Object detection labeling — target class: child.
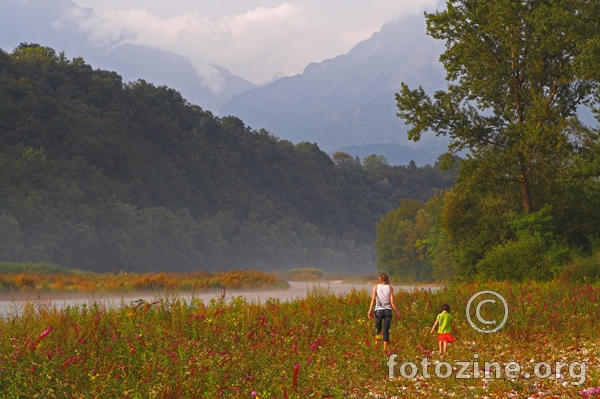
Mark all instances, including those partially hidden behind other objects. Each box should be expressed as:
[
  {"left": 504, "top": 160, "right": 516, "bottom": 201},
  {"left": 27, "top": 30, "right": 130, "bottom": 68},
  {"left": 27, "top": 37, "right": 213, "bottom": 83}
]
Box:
[
  {"left": 430, "top": 303, "right": 454, "bottom": 355},
  {"left": 367, "top": 273, "right": 400, "bottom": 351}
]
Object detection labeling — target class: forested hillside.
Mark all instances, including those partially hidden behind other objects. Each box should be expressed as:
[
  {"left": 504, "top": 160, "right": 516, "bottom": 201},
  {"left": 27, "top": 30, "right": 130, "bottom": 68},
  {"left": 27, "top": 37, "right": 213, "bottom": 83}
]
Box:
[{"left": 0, "top": 44, "right": 455, "bottom": 273}]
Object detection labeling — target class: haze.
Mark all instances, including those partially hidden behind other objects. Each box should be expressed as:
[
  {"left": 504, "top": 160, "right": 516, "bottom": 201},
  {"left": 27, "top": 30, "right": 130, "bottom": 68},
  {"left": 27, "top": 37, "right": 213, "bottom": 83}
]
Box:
[{"left": 66, "top": 0, "right": 441, "bottom": 84}]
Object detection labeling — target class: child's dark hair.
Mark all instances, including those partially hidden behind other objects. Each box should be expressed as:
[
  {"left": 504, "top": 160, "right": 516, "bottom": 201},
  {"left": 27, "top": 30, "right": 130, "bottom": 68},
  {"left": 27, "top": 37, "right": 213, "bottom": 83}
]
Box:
[{"left": 442, "top": 304, "right": 450, "bottom": 312}]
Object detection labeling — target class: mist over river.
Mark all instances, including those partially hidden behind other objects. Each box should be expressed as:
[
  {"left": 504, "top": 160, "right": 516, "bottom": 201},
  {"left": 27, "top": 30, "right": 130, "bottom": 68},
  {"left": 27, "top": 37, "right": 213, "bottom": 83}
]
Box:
[{"left": 0, "top": 281, "right": 441, "bottom": 317}]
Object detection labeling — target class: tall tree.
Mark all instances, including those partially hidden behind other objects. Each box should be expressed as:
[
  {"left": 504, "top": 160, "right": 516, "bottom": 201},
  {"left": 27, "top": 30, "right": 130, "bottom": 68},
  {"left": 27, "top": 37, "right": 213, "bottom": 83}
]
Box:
[
  {"left": 376, "top": 199, "right": 432, "bottom": 280},
  {"left": 363, "top": 154, "right": 390, "bottom": 174},
  {"left": 396, "top": 0, "right": 600, "bottom": 214}
]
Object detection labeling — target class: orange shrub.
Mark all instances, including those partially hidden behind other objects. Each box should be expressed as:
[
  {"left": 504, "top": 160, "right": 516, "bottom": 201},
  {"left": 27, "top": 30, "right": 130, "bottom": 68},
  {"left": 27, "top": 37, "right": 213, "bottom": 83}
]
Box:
[
  {"left": 0, "top": 269, "right": 285, "bottom": 293},
  {"left": 150, "top": 273, "right": 177, "bottom": 289},
  {"left": 14, "top": 273, "right": 36, "bottom": 290},
  {"left": 51, "top": 280, "right": 66, "bottom": 292},
  {"left": 131, "top": 273, "right": 177, "bottom": 290}
]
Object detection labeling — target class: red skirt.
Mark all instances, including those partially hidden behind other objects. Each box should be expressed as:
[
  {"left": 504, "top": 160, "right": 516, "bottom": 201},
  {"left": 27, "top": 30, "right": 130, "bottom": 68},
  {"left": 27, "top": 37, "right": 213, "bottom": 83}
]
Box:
[{"left": 438, "top": 333, "right": 455, "bottom": 343}]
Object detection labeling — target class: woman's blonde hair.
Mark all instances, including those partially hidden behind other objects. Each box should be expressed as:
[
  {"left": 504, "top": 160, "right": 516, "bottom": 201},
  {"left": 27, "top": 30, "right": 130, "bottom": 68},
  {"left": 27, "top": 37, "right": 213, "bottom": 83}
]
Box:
[{"left": 378, "top": 273, "right": 390, "bottom": 284}]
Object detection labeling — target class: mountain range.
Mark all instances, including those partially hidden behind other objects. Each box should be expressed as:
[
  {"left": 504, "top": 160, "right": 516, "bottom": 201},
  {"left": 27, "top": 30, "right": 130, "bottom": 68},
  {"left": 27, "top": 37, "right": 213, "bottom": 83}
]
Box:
[
  {"left": 220, "top": 16, "right": 449, "bottom": 164},
  {"left": 1, "top": 0, "right": 450, "bottom": 165}
]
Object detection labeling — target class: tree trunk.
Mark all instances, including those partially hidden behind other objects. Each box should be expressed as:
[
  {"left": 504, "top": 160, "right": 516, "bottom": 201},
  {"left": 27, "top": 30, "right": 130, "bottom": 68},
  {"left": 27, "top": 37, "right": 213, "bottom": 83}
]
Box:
[{"left": 520, "top": 168, "right": 533, "bottom": 213}]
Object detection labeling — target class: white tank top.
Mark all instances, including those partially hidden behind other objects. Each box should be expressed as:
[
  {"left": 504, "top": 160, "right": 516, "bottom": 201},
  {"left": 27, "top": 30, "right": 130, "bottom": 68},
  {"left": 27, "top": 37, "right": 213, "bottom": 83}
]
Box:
[{"left": 375, "top": 284, "right": 392, "bottom": 310}]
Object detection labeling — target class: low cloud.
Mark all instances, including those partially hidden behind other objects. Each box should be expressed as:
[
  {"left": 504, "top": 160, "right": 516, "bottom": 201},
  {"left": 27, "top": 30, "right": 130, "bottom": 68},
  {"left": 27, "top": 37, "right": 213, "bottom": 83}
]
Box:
[
  {"left": 54, "top": 1, "right": 439, "bottom": 85},
  {"left": 193, "top": 63, "right": 225, "bottom": 93}
]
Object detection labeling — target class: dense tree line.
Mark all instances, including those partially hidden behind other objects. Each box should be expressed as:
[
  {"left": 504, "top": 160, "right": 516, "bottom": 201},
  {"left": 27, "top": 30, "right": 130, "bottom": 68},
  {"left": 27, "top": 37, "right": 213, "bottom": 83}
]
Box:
[
  {"left": 0, "top": 44, "right": 455, "bottom": 273},
  {"left": 377, "top": 0, "right": 600, "bottom": 282}
]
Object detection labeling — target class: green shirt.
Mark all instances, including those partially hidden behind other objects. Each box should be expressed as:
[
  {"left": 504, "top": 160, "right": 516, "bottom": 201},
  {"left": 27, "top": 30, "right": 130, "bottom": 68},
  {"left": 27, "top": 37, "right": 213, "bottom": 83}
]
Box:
[{"left": 437, "top": 311, "right": 452, "bottom": 334}]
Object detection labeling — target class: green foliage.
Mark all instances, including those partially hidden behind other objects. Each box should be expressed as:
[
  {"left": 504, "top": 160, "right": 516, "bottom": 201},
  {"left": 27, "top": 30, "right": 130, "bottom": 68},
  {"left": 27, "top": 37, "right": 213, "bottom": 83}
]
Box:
[
  {"left": 473, "top": 206, "right": 572, "bottom": 281},
  {"left": 286, "top": 267, "right": 326, "bottom": 280},
  {"left": 376, "top": 198, "right": 434, "bottom": 281},
  {"left": 0, "top": 214, "right": 24, "bottom": 260},
  {"left": 0, "top": 262, "right": 70, "bottom": 274},
  {"left": 331, "top": 152, "right": 361, "bottom": 170},
  {"left": 376, "top": 191, "right": 462, "bottom": 282},
  {"left": 475, "top": 236, "right": 553, "bottom": 282},
  {"left": 362, "top": 154, "right": 389, "bottom": 174},
  {"left": 287, "top": 267, "right": 325, "bottom": 277},
  {"left": 0, "top": 45, "right": 456, "bottom": 273},
  {"left": 557, "top": 250, "right": 600, "bottom": 282},
  {"left": 424, "top": 225, "right": 456, "bottom": 282}
]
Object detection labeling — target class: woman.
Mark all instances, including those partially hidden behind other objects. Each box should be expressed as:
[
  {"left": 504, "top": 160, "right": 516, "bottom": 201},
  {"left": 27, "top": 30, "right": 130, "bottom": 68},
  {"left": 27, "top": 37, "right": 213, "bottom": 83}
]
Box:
[{"left": 368, "top": 273, "right": 400, "bottom": 351}]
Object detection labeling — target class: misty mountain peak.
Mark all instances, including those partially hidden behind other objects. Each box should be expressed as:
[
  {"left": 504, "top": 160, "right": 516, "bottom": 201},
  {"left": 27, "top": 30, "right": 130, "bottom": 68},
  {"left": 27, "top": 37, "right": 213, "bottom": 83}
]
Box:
[{"left": 220, "top": 14, "right": 449, "bottom": 164}]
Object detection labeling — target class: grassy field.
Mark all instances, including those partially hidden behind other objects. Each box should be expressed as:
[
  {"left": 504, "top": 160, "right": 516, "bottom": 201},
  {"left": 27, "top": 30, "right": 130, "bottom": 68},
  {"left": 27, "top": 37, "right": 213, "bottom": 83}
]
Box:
[{"left": 0, "top": 281, "right": 598, "bottom": 398}]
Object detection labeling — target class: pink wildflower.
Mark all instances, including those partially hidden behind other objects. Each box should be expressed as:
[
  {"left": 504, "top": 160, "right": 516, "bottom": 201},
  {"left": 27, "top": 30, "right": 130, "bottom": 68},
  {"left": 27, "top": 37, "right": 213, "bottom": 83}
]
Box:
[
  {"left": 39, "top": 326, "right": 53, "bottom": 339},
  {"left": 135, "top": 334, "right": 147, "bottom": 347},
  {"left": 292, "top": 363, "right": 300, "bottom": 391}
]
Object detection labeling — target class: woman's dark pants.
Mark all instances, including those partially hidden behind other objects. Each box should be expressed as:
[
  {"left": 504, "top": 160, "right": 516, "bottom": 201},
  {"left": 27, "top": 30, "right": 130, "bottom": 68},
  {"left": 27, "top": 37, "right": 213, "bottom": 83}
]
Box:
[{"left": 375, "top": 309, "right": 393, "bottom": 342}]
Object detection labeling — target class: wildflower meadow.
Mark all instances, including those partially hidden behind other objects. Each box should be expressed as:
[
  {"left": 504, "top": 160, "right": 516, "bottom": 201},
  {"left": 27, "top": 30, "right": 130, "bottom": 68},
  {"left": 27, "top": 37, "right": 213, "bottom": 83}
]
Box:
[{"left": 0, "top": 281, "right": 598, "bottom": 398}]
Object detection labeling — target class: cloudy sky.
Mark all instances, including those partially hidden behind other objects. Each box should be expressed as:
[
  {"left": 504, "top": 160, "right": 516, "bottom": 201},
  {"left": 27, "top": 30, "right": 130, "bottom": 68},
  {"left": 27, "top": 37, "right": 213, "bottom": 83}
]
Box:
[{"left": 67, "top": 0, "right": 442, "bottom": 84}]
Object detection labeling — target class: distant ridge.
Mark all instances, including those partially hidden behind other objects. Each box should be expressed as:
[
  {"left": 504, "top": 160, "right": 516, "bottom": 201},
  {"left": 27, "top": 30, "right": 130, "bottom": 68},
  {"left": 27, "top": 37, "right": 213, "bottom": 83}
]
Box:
[
  {"left": 333, "top": 143, "right": 444, "bottom": 167},
  {"left": 100, "top": 44, "right": 256, "bottom": 113}
]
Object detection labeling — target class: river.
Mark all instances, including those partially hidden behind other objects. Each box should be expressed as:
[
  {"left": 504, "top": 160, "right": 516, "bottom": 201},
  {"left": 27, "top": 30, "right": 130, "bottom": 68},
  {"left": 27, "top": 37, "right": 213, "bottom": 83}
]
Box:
[{"left": 0, "top": 281, "right": 441, "bottom": 317}]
